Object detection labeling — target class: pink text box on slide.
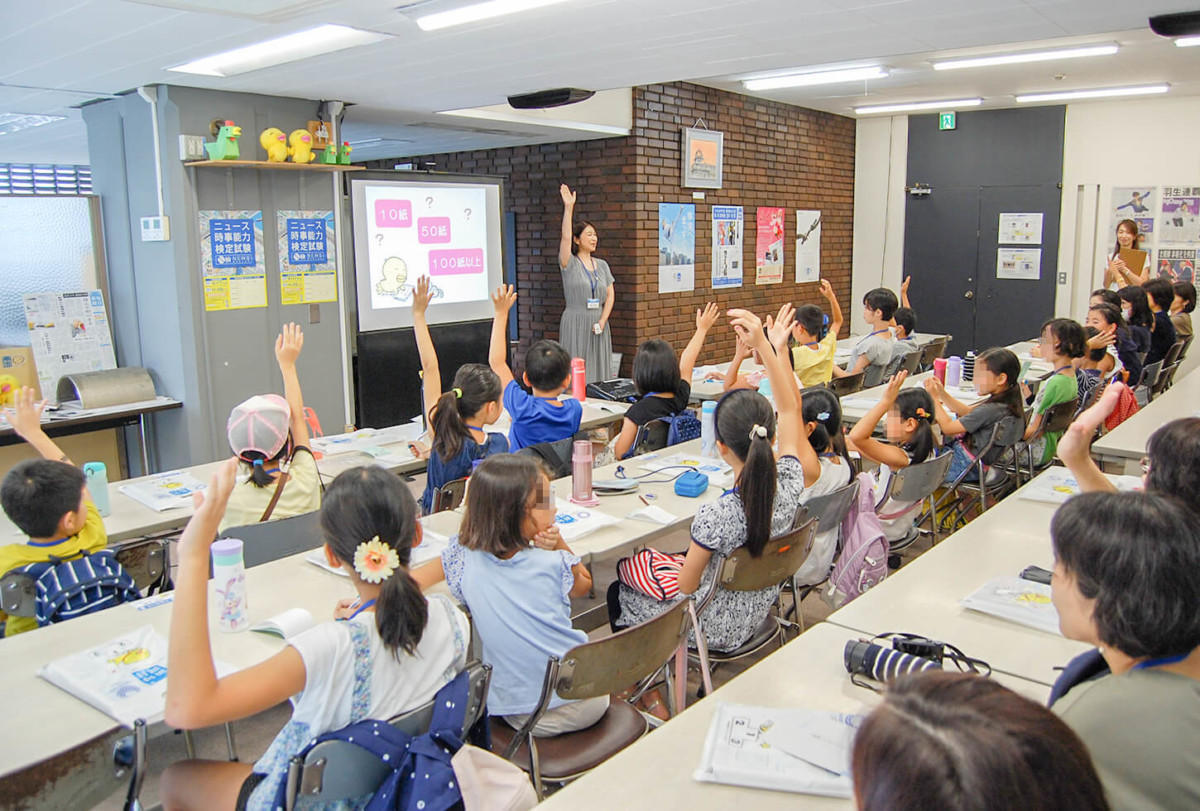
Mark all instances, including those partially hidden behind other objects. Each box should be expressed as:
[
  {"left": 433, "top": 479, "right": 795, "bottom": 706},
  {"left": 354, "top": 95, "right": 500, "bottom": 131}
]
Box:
[
  {"left": 417, "top": 218, "right": 452, "bottom": 244},
  {"left": 429, "top": 248, "right": 484, "bottom": 276},
  {"left": 374, "top": 199, "right": 413, "bottom": 228}
]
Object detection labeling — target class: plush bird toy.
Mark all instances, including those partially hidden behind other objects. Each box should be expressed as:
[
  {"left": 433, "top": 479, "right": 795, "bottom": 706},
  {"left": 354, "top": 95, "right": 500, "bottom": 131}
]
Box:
[
  {"left": 204, "top": 120, "right": 241, "bottom": 161},
  {"left": 288, "top": 129, "right": 316, "bottom": 164},
  {"left": 259, "top": 127, "right": 289, "bottom": 162},
  {"left": 337, "top": 141, "right": 353, "bottom": 166}
]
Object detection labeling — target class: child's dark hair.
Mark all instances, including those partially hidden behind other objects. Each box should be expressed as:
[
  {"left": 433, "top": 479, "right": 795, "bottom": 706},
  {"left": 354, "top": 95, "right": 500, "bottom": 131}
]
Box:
[
  {"left": 1145, "top": 418, "right": 1200, "bottom": 512},
  {"left": 794, "top": 304, "right": 828, "bottom": 341},
  {"left": 524, "top": 339, "right": 572, "bottom": 391},
  {"left": 1172, "top": 281, "right": 1196, "bottom": 313},
  {"left": 242, "top": 444, "right": 291, "bottom": 488},
  {"left": 893, "top": 388, "right": 937, "bottom": 464},
  {"left": 714, "top": 389, "right": 777, "bottom": 557},
  {"left": 1088, "top": 303, "right": 1124, "bottom": 330},
  {"left": 1118, "top": 286, "right": 1153, "bottom": 328},
  {"left": 0, "top": 459, "right": 86, "bottom": 538},
  {"left": 431, "top": 363, "right": 501, "bottom": 462},
  {"left": 459, "top": 454, "right": 548, "bottom": 557},
  {"left": 1040, "top": 318, "right": 1087, "bottom": 360},
  {"left": 1143, "top": 278, "right": 1174, "bottom": 311},
  {"left": 893, "top": 307, "right": 917, "bottom": 339},
  {"left": 1082, "top": 327, "right": 1107, "bottom": 363},
  {"left": 976, "top": 347, "right": 1024, "bottom": 419},
  {"left": 571, "top": 219, "right": 596, "bottom": 255},
  {"left": 1113, "top": 218, "right": 1142, "bottom": 256},
  {"left": 632, "top": 339, "right": 681, "bottom": 396},
  {"left": 320, "top": 466, "right": 426, "bottom": 658},
  {"left": 1090, "top": 288, "right": 1121, "bottom": 310},
  {"left": 863, "top": 288, "right": 899, "bottom": 321},
  {"left": 802, "top": 388, "right": 851, "bottom": 467}
]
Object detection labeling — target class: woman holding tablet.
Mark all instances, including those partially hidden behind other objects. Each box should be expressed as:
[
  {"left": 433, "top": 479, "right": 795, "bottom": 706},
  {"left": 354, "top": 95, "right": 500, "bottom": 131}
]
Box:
[{"left": 558, "top": 184, "right": 615, "bottom": 382}]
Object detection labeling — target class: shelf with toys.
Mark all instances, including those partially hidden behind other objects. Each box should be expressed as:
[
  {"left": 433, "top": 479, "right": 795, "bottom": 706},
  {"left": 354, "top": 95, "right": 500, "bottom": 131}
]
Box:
[{"left": 186, "top": 119, "right": 364, "bottom": 171}]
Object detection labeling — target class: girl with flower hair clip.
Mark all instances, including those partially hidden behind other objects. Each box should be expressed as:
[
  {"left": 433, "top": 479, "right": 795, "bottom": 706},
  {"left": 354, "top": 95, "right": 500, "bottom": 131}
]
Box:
[{"left": 161, "top": 463, "right": 469, "bottom": 811}]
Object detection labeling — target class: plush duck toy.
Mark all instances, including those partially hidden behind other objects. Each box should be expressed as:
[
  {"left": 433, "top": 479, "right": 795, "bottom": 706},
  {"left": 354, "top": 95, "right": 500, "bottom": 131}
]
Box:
[
  {"left": 204, "top": 120, "right": 241, "bottom": 161},
  {"left": 288, "top": 129, "right": 316, "bottom": 164},
  {"left": 259, "top": 128, "right": 289, "bottom": 162}
]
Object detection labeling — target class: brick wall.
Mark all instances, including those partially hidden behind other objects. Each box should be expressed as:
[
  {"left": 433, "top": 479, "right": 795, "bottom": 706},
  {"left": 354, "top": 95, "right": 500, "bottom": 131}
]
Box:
[{"left": 368, "top": 81, "right": 855, "bottom": 375}]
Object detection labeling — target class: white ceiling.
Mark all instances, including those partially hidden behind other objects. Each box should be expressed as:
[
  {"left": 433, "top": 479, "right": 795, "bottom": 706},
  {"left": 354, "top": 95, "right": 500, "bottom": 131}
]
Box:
[{"left": 2, "top": 0, "right": 1199, "bottom": 165}]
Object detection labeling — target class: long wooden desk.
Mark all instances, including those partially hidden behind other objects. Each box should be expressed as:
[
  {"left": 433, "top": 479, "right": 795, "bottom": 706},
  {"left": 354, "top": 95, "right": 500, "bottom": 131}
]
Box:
[
  {"left": 539, "top": 622, "right": 1048, "bottom": 811},
  {"left": 1091, "top": 365, "right": 1200, "bottom": 469}
]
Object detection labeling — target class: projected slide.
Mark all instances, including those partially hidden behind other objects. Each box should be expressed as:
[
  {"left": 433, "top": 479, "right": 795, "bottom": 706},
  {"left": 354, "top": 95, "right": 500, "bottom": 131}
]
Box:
[{"left": 364, "top": 184, "right": 490, "bottom": 310}]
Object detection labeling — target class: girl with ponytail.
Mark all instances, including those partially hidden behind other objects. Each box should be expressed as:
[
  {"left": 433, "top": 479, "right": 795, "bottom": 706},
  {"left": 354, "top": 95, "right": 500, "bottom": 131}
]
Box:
[
  {"left": 411, "top": 276, "right": 507, "bottom": 514},
  {"left": 793, "top": 387, "right": 854, "bottom": 586},
  {"left": 161, "top": 463, "right": 469, "bottom": 810},
  {"left": 608, "top": 307, "right": 809, "bottom": 655}
]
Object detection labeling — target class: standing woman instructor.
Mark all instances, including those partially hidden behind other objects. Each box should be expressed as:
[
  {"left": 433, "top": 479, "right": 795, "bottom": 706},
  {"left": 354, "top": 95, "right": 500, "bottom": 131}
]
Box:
[{"left": 558, "top": 184, "right": 614, "bottom": 382}]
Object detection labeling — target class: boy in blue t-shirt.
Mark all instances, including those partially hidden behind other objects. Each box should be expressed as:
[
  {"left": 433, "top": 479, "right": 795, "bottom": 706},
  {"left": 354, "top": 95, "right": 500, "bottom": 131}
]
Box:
[{"left": 489, "top": 285, "right": 582, "bottom": 451}]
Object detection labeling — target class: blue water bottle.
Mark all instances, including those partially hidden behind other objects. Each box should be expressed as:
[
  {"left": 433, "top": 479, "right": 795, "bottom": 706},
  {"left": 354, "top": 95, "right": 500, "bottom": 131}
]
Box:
[{"left": 82, "top": 462, "right": 111, "bottom": 517}]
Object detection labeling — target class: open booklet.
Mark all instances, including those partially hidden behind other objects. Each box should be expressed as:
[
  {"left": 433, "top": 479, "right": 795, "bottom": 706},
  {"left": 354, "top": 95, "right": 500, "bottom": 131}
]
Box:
[
  {"left": 39, "top": 625, "right": 234, "bottom": 727},
  {"left": 961, "top": 575, "right": 1062, "bottom": 635},
  {"left": 695, "top": 702, "right": 861, "bottom": 797},
  {"left": 252, "top": 607, "right": 317, "bottom": 639},
  {"left": 1019, "top": 467, "right": 1142, "bottom": 505},
  {"left": 118, "top": 470, "right": 208, "bottom": 512}
]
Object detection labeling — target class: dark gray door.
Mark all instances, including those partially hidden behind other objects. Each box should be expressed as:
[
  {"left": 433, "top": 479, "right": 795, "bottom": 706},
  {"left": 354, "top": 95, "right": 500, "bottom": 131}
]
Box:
[{"left": 902, "top": 187, "right": 981, "bottom": 351}]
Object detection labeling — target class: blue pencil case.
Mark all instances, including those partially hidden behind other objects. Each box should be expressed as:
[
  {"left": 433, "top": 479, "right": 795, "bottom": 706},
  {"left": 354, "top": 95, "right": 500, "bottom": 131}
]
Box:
[{"left": 674, "top": 470, "right": 710, "bottom": 498}]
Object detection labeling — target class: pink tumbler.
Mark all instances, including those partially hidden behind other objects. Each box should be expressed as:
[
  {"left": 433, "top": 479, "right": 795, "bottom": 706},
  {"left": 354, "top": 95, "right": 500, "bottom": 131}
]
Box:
[
  {"left": 570, "top": 440, "right": 599, "bottom": 506},
  {"left": 933, "top": 357, "right": 948, "bottom": 384},
  {"left": 571, "top": 357, "right": 587, "bottom": 400}
]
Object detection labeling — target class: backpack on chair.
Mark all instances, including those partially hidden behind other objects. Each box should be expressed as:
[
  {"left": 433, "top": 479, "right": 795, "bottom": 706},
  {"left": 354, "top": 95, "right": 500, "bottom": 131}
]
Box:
[
  {"left": 822, "top": 473, "right": 888, "bottom": 609},
  {"left": 12, "top": 550, "right": 141, "bottom": 627}
]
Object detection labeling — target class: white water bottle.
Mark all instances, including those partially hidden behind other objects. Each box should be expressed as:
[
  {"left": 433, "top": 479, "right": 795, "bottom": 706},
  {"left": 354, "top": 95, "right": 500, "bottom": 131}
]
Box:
[
  {"left": 82, "top": 462, "right": 111, "bottom": 517},
  {"left": 211, "top": 539, "right": 249, "bottom": 632},
  {"left": 701, "top": 400, "right": 717, "bottom": 457}
]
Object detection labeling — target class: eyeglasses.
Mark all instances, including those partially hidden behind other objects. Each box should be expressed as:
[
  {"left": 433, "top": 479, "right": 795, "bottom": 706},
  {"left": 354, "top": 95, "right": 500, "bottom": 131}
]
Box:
[{"left": 1140, "top": 456, "right": 1151, "bottom": 476}]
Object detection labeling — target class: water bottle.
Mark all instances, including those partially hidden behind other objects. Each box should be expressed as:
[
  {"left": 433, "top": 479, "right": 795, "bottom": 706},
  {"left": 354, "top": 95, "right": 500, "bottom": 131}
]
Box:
[
  {"left": 963, "top": 351, "right": 976, "bottom": 383},
  {"left": 933, "top": 357, "right": 948, "bottom": 384},
  {"left": 82, "top": 462, "right": 111, "bottom": 517},
  {"left": 756, "top": 375, "right": 772, "bottom": 397},
  {"left": 570, "top": 440, "right": 599, "bottom": 506},
  {"left": 211, "top": 539, "right": 249, "bottom": 632},
  {"left": 946, "top": 356, "right": 963, "bottom": 389},
  {"left": 700, "top": 400, "right": 717, "bottom": 457},
  {"left": 571, "top": 358, "right": 587, "bottom": 400}
]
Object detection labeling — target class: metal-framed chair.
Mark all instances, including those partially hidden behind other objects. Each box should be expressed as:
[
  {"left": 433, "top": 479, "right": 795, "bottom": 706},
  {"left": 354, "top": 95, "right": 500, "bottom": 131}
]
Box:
[
  {"left": 283, "top": 662, "right": 492, "bottom": 810},
  {"left": 431, "top": 477, "right": 467, "bottom": 513},
  {"left": 490, "top": 599, "right": 692, "bottom": 799},
  {"left": 220, "top": 510, "right": 323, "bottom": 569},
  {"left": 1150, "top": 340, "right": 1186, "bottom": 399},
  {"left": 1133, "top": 359, "right": 1163, "bottom": 406},
  {"left": 916, "top": 337, "right": 948, "bottom": 372},
  {"left": 935, "top": 418, "right": 1026, "bottom": 532},
  {"left": 111, "top": 536, "right": 171, "bottom": 594},
  {"left": 1013, "top": 398, "right": 1079, "bottom": 484},
  {"left": 828, "top": 371, "right": 865, "bottom": 397},
  {"left": 877, "top": 451, "right": 955, "bottom": 553},
  {"left": 789, "top": 481, "right": 860, "bottom": 629}
]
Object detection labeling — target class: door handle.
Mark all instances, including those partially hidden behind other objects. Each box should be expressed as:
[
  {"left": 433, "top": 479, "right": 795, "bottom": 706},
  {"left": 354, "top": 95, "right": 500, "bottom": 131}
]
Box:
[{"left": 963, "top": 291, "right": 974, "bottom": 299}]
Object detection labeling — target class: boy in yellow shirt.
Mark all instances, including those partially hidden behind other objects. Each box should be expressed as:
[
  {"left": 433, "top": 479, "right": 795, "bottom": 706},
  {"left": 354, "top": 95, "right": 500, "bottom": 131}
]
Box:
[
  {"left": 0, "top": 387, "right": 107, "bottom": 636},
  {"left": 790, "top": 279, "right": 844, "bottom": 386}
]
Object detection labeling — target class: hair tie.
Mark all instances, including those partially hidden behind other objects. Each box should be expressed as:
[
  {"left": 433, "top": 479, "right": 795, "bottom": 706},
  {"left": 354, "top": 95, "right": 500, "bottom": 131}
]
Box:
[
  {"left": 453, "top": 387, "right": 463, "bottom": 399},
  {"left": 915, "top": 407, "right": 930, "bottom": 419},
  {"left": 252, "top": 459, "right": 264, "bottom": 468},
  {"left": 817, "top": 411, "right": 831, "bottom": 422},
  {"left": 353, "top": 536, "right": 400, "bottom": 584},
  {"left": 748, "top": 424, "right": 768, "bottom": 441}
]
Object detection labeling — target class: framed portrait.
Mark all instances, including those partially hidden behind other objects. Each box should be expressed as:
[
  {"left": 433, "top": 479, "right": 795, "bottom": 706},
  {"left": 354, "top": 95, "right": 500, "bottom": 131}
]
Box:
[{"left": 681, "top": 127, "right": 724, "bottom": 189}]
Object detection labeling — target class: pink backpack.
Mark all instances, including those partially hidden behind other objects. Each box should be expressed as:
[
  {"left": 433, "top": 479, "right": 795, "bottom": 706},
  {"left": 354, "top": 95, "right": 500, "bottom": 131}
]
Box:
[{"left": 822, "top": 472, "right": 889, "bottom": 609}]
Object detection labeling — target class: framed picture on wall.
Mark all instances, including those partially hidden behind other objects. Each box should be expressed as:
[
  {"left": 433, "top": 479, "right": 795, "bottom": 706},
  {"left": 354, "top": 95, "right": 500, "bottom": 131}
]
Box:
[{"left": 681, "top": 127, "right": 724, "bottom": 189}]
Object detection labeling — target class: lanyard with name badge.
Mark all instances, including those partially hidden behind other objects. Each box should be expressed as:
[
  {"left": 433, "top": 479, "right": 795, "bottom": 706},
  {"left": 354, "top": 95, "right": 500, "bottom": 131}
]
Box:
[{"left": 581, "top": 257, "right": 602, "bottom": 310}]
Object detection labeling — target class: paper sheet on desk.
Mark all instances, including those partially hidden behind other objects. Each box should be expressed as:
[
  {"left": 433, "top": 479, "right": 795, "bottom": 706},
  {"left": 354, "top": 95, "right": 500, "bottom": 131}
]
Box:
[
  {"left": 119, "top": 470, "right": 208, "bottom": 512},
  {"left": 312, "top": 424, "right": 424, "bottom": 456},
  {"left": 694, "top": 702, "right": 858, "bottom": 797},
  {"left": 961, "top": 575, "right": 1061, "bottom": 636},
  {"left": 1019, "top": 467, "right": 1142, "bottom": 505},
  {"left": 628, "top": 505, "right": 677, "bottom": 525},
  {"left": 554, "top": 504, "right": 621, "bottom": 541}
]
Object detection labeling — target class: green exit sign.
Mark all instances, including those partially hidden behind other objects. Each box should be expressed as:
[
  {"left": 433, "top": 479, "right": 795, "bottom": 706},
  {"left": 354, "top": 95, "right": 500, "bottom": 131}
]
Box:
[{"left": 939, "top": 111, "right": 957, "bottom": 130}]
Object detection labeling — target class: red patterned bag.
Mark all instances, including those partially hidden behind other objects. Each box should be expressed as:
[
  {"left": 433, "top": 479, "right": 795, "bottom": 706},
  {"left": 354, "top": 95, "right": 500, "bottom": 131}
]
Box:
[
  {"left": 616, "top": 549, "right": 686, "bottom": 601},
  {"left": 1104, "top": 384, "right": 1140, "bottom": 431}
]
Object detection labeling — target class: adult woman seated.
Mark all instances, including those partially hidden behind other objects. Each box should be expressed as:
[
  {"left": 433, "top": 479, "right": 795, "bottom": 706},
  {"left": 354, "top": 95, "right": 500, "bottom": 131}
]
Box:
[{"left": 1049, "top": 491, "right": 1200, "bottom": 810}]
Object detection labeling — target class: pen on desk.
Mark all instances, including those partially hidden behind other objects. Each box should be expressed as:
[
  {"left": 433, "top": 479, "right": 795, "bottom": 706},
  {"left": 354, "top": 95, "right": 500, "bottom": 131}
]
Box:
[{"left": 639, "top": 495, "right": 650, "bottom": 507}]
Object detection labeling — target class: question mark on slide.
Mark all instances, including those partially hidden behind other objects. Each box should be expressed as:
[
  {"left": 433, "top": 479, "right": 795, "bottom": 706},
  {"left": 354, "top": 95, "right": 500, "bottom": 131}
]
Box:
[
  {"left": 426, "top": 196, "right": 433, "bottom": 209},
  {"left": 375, "top": 234, "right": 384, "bottom": 246},
  {"left": 464, "top": 208, "right": 472, "bottom": 221}
]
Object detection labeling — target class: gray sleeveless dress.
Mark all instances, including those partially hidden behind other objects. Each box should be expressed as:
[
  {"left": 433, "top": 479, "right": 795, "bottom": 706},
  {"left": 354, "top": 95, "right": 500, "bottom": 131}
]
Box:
[{"left": 559, "top": 254, "right": 614, "bottom": 382}]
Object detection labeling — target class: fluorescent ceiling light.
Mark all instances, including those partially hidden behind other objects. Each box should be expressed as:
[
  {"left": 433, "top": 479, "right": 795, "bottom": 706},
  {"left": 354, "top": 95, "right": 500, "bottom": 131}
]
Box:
[
  {"left": 1176, "top": 35, "right": 1200, "bottom": 47},
  {"left": 0, "top": 113, "right": 67, "bottom": 136},
  {"left": 744, "top": 66, "right": 888, "bottom": 91},
  {"left": 167, "top": 24, "right": 392, "bottom": 77},
  {"left": 854, "top": 98, "right": 982, "bottom": 115},
  {"left": 345, "top": 138, "right": 411, "bottom": 148},
  {"left": 1015, "top": 84, "right": 1170, "bottom": 103},
  {"left": 436, "top": 107, "right": 630, "bottom": 135},
  {"left": 932, "top": 43, "right": 1118, "bottom": 71},
  {"left": 416, "top": 0, "right": 573, "bottom": 31}
]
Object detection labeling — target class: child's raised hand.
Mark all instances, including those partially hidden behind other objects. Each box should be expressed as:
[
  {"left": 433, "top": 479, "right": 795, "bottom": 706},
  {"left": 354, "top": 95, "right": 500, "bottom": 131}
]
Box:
[
  {"left": 559, "top": 184, "right": 577, "bottom": 207},
  {"left": 1058, "top": 382, "right": 1123, "bottom": 463},
  {"left": 275, "top": 323, "right": 304, "bottom": 367},
  {"left": 696, "top": 302, "right": 720, "bottom": 332},
  {"left": 901, "top": 276, "right": 911, "bottom": 296},
  {"left": 412, "top": 276, "right": 433, "bottom": 317},
  {"left": 883, "top": 370, "right": 908, "bottom": 402},
  {"left": 766, "top": 303, "right": 795, "bottom": 349},
  {"left": 2, "top": 386, "right": 47, "bottom": 440},
  {"left": 922, "top": 376, "right": 945, "bottom": 399},
  {"left": 819, "top": 278, "right": 835, "bottom": 299},
  {"left": 1087, "top": 330, "right": 1116, "bottom": 350},
  {"left": 728, "top": 308, "right": 766, "bottom": 350},
  {"left": 492, "top": 284, "right": 517, "bottom": 314},
  {"left": 179, "top": 458, "right": 237, "bottom": 557}
]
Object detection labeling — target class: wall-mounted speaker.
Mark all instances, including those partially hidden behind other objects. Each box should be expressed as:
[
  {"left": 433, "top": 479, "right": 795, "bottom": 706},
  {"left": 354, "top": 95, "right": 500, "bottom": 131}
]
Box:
[{"left": 507, "top": 88, "right": 596, "bottom": 109}]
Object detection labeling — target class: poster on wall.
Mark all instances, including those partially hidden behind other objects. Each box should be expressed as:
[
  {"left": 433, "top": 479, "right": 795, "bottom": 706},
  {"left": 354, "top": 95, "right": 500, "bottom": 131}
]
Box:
[
  {"left": 1109, "top": 187, "right": 1156, "bottom": 245},
  {"left": 795, "top": 210, "right": 821, "bottom": 283},
  {"left": 658, "top": 203, "right": 695, "bottom": 293},
  {"left": 277, "top": 210, "right": 337, "bottom": 306},
  {"left": 711, "top": 206, "right": 743, "bottom": 288},
  {"left": 1158, "top": 248, "right": 1197, "bottom": 284},
  {"left": 755, "top": 207, "right": 785, "bottom": 285},
  {"left": 22, "top": 290, "right": 117, "bottom": 399},
  {"left": 998, "top": 212, "right": 1043, "bottom": 245},
  {"left": 198, "top": 210, "right": 267, "bottom": 311},
  {"left": 996, "top": 248, "right": 1041, "bottom": 280},
  {"left": 1161, "top": 187, "right": 1200, "bottom": 244}
]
